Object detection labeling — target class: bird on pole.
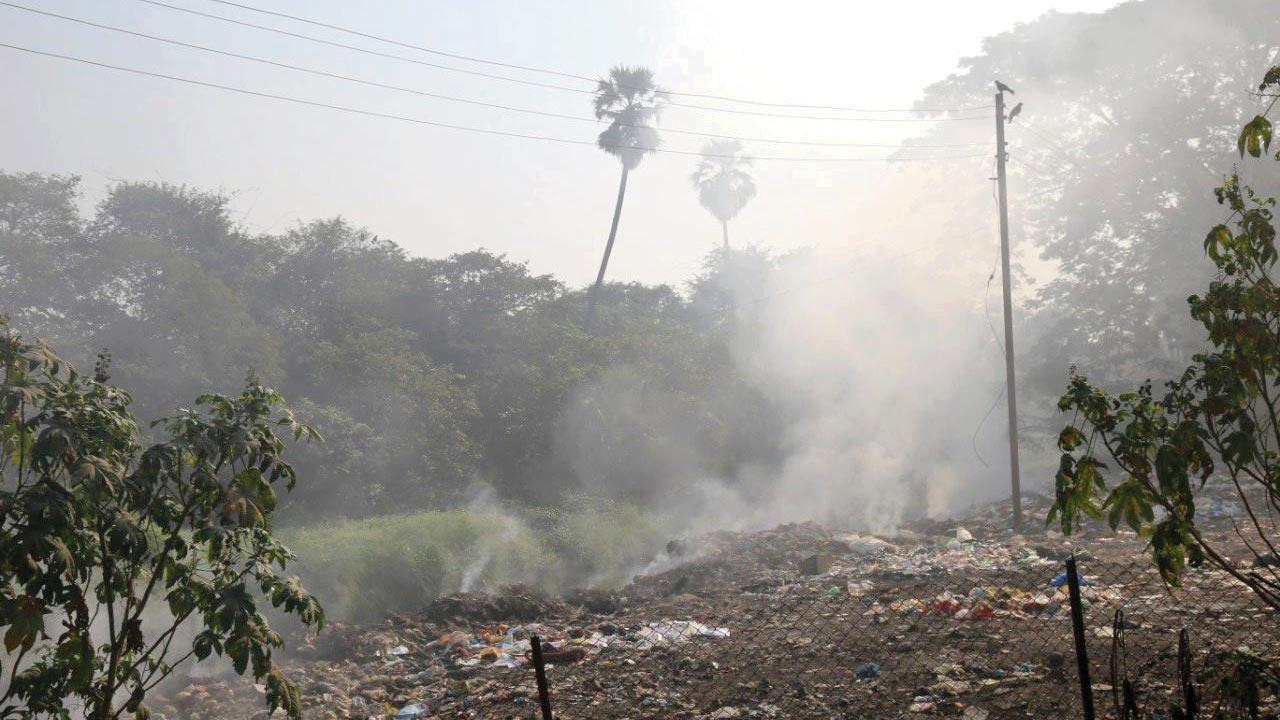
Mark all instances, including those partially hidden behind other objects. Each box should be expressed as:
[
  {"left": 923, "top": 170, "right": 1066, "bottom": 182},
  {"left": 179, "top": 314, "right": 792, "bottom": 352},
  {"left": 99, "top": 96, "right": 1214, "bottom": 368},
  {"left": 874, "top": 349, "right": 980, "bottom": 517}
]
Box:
[
  {"left": 995, "top": 80, "right": 1015, "bottom": 95},
  {"left": 1007, "top": 102, "right": 1023, "bottom": 123}
]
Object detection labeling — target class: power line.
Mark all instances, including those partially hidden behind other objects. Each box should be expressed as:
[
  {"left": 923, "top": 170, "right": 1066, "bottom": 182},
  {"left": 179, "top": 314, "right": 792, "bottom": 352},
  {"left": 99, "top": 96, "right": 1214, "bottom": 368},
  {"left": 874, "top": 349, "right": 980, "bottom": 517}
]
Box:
[
  {"left": 972, "top": 252, "right": 1007, "bottom": 469},
  {"left": 1018, "top": 122, "right": 1074, "bottom": 160},
  {"left": 0, "top": 2, "right": 988, "bottom": 150},
  {"left": 200, "top": 0, "right": 994, "bottom": 115},
  {"left": 131, "top": 0, "right": 988, "bottom": 123},
  {"left": 1007, "top": 148, "right": 1063, "bottom": 178},
  {"left": 0, "top": 42, "right": 993, "bottom": 164},
  {"left": 744, "top": 239, "right": 951, "bottom": 306}
]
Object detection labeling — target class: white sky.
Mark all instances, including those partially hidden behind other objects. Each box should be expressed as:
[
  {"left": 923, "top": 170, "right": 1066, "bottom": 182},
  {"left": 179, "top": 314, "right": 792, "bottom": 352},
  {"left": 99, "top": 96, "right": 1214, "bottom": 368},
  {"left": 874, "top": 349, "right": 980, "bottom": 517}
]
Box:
[{"left": 0, "top": 0, "right": 1120, "bottom": 286}]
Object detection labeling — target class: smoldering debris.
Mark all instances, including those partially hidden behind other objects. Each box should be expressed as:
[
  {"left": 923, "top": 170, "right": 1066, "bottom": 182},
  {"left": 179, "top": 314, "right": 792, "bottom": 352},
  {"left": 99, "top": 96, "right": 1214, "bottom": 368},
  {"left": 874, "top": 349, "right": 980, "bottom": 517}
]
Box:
[{"left": 152, "top": 491, "right": 1278, "bottom": 719}]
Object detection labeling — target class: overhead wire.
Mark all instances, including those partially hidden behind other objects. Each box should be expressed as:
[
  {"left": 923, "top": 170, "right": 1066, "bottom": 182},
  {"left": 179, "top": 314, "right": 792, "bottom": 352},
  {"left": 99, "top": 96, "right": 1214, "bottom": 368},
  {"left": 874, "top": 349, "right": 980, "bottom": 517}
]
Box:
[
  {"left": 130, "top": 0, "right": 988, "bottom": 123},
  {"left": 1018, "top": 121, "right": 1074, "bottom": 160},
  {"left": 1006, "top": 145, "right": 1064, "bottom": 177},
  {"left": 0, "top": 42, "right": 994, "bottom": 163},
  {"left": 741, "top": 239, "right": 951, "bottom": 307},
  {"left": 198, "top": 0, "right": 994, "bottom": 114},
  {"left": 0, "top": 2, "right": 989, "bottom": 150},
  {"left": 972, "top": 153, "right": 1005, "bottom": 468}
]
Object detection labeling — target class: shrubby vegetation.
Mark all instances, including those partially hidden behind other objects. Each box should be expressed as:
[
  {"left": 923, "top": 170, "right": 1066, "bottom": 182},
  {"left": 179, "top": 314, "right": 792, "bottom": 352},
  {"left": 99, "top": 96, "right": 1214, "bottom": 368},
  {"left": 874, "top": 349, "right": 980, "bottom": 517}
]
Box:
[
  {"left": 1054, "top": 66, "right": 1280, "bottom": 615},
  {"left": 913, "top": 0, "right": 1280, "bottom": 400},
  {"left": 0, "top": 174, "right": 784, "bottom": 526},
  {"left": 284, "top": 500, "right": 668, "bottom": 620},
  {"left": 0, "top": 317, "right": 321, "bottom": 719}
]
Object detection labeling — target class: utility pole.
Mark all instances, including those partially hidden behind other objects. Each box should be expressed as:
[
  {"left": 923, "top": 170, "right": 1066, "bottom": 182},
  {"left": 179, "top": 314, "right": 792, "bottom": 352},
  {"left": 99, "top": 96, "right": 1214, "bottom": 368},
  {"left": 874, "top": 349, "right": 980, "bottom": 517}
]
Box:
[{"left": 994, "top": 82, "right": 1022, "bottom": 529}]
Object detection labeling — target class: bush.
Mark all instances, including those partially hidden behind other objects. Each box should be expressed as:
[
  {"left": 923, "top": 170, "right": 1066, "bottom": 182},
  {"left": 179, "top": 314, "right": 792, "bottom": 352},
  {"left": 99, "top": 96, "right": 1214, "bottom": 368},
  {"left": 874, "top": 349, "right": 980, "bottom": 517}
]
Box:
[
  {"left": 283, "top": 510, "right": 553, "bottom": 621},
  {"left": 283, "top": 502, "right": 669, "bottom": 620},
  {"left": 543, "top": 498, "right": 670, "bottom": 587},
  {"left": 0, "top": 320, "right": 322, "bottom": 720}
]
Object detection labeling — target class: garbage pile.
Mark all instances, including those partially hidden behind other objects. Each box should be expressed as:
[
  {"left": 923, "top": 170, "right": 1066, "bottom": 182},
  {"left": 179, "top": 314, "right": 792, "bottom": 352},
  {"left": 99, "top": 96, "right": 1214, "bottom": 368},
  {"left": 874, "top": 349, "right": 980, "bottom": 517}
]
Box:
[
  {"left": 149, "top": 493, "right": 1277, "bottom": 719},
  {"left": 884, "top": 581, "right": 1114, "bottom": 621},
  {"left": 149, "top": 601, "right": 736, "bottom": 719}
]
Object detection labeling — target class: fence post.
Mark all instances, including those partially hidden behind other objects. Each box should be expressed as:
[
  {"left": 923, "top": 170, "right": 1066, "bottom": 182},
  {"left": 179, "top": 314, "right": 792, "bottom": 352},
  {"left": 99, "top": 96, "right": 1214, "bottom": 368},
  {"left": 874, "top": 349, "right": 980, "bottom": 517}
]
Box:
[
  {"left": 1066, "top": 554, "right": 1097, "bottom": 720},
  {"left": 530, "top": 634, "right": 554, "bottom": 720},
  {"left": 1177, "top": 629, "right": 1198, "bottom": 719}
]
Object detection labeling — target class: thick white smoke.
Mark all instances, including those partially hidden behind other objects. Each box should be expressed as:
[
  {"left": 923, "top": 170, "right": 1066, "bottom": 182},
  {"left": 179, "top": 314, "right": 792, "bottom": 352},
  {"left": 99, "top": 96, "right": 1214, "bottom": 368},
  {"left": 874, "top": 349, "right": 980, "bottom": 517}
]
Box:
[{"left": 732, "top": 247, "right": 1009, "bottom": 532}]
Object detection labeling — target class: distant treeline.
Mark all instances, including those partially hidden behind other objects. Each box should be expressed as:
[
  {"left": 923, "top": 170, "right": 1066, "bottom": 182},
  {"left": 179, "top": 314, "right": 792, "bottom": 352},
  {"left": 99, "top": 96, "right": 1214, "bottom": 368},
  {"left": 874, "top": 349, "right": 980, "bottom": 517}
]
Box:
[
  {"left": 7, "top": 0, "right": 1280, "bottom": 524},
  {"left": 0, "top": 172, "right": 784, "bottom": 520}
]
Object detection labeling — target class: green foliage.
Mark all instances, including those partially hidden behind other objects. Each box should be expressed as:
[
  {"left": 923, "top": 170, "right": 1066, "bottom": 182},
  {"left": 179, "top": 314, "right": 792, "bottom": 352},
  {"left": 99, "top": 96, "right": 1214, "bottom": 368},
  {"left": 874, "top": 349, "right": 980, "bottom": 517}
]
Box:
[
  {"left": 282, "top": 509, "right": 544, "bottom": 620},
  {"left": 1238, "top": 115, "right": 1273, "bottom": 159},
  {"left": 914, "top": 0, "right": 1280, "bottom": 400},
  {"left": 1053, "top": 73, "right": 1280, "bottom": 611},
  {"left": 541, "top": 497, "right": 669, "bottom": 587},
  {"left": 282, "top": 502, "right": 665, "bottom": 620},
  {"left": 0, "top": 171, "right": 784, "bottom": 518},
  {"left": 0, "top": 320, "right": 323, "bottom": 719}
]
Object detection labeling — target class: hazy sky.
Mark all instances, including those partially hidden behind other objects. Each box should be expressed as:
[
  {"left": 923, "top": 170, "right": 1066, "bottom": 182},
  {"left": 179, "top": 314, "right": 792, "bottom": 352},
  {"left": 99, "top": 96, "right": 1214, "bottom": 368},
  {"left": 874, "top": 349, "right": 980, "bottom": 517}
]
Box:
[{"left": 1, "top": 0, "right": 1120, "bottom": 286}]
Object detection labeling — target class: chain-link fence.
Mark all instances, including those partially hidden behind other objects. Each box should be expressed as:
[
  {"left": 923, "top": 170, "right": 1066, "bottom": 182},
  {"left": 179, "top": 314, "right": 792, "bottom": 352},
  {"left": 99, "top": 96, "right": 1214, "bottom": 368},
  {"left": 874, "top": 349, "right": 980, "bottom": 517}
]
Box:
[
  {"left": 487, "top": 550, "right": 1277, "bottom": 719},
  {"left": 155, "top": 515, "right": 1280, "bottom": 720}
]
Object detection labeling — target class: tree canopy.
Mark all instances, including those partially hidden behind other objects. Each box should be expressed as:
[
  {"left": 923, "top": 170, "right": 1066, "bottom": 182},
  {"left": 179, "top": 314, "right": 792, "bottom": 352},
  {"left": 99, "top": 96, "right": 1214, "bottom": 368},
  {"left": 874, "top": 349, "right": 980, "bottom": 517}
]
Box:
[
  {"left": 911, "top": 0, "right": 1280, "bottom": 399},
  {"left": 0, "top": 173, "right": 784, "bottom": 519},
  {"left": 691, "top": 140, "right": 757, "bottom": 247},
  {"left": 594, "top": 66, "right": 666, "bottom": 171}
]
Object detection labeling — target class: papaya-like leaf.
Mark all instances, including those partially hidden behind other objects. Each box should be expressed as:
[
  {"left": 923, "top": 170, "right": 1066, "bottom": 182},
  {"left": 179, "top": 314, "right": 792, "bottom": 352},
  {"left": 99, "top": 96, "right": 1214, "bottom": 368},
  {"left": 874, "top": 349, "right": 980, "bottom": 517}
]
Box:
[{"left": 1238, "top": 115, "right": 1273, "bottom": 158}]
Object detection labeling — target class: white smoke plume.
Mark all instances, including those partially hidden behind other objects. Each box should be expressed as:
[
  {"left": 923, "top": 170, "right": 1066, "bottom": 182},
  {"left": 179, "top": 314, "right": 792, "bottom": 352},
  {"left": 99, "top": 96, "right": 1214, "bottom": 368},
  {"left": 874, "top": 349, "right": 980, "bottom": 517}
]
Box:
[{"left": 731, "top": 247, "right": 1008, "bottom": 532}]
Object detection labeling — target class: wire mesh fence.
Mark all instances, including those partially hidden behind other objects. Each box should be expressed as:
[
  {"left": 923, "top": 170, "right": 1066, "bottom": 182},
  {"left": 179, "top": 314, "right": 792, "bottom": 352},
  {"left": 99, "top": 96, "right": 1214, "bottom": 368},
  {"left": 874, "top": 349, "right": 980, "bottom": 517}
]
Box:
[
  {"left": 483, "top": 546, "right": 1278, "bottom": 719},
  {"left": 150, "top": 507, "right": 1280, "bottom": 719}
]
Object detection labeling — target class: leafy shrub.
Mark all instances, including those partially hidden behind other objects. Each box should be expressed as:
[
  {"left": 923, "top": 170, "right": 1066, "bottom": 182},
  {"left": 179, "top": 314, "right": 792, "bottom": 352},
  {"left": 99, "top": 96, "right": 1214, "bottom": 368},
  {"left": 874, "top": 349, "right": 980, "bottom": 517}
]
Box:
[{"left": 0, "top": 318, "right": 322, "bottom": 719}]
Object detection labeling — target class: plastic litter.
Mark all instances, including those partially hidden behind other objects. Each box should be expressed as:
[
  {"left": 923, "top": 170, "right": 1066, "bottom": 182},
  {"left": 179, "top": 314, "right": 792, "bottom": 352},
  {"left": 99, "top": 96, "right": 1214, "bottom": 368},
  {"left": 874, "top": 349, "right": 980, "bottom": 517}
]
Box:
[
  {"left": 393, "top": 703, "right": 426, "bottom": 718},
  {"left": 635, "top": 620, "right": 730, "bottom": 648},
  {"left": 835, "top": 533, "right": 897, "bottom": 554},
  {"left": 1050, "top": 571, "right": 1090, "bottom": 587},
  {"left": 909, "top": 695, "right": 936, "bottom": 712}
]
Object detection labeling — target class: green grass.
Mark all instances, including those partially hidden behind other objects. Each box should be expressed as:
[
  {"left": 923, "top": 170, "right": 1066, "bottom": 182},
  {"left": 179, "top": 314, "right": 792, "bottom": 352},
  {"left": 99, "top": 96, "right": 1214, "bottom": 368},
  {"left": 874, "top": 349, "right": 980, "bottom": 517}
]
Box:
[
  {"left": 280, "top": 502, "right": 669, "bottom": 621},
  {"left": 543, "top": 500, "right": 670, "bottom": 587}
]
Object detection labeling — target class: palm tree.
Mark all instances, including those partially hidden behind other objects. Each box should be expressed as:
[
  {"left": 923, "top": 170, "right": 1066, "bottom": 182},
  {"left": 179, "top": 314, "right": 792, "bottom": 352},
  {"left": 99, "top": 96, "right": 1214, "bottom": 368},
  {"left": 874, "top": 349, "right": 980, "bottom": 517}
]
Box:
[
  {"left": 584, "top": 66, "right": 665, "bottom": 329},
  {"left": 691, "top": 140, "right": 756, "bottom": 249}
]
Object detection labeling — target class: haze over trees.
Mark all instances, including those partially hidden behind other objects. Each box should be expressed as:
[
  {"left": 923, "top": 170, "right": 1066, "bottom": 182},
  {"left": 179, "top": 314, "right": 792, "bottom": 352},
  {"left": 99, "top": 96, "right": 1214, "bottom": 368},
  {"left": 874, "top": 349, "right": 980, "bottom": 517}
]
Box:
[
  {"left": 1054, "top": 65, "right": 1280, "bottom": 613},
  {"left": 2, "top": 0, "right": 1278, "bottom": 540},
  {"left": 0, "top": 171, "right": 783, "bottom": 522},
  {"left": 909, "top": 0, "right": 1280, "bottom": 404},
  {"left": 691, "top": 140, "right": 757, "bottom": 249},
  {"left": 6, "top": 0, "right": 1280, "bottom": 715}
]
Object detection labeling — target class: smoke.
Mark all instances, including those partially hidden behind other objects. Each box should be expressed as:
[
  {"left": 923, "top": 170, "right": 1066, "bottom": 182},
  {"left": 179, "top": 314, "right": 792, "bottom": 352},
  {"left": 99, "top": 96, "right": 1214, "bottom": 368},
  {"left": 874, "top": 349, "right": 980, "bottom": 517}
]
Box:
[
  {"left": 555, "top": 243, "right": 1013, "bottom": 538},
  {"left": 458, "top": 487, "right": 524, "bottom": 592},
  {"left": 733, "top": 248, "right": 1006, "bottom": 532}
]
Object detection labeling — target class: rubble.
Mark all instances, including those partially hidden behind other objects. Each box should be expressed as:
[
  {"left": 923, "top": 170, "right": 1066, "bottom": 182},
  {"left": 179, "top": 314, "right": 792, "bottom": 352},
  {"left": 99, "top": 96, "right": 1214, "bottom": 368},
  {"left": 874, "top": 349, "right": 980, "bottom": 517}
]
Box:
[
  {"left": 150, "top": 492, "right": 1278, "bottom": 719},
  {"left": 798, "top": 553, "right": 833, "bottom": 576}
]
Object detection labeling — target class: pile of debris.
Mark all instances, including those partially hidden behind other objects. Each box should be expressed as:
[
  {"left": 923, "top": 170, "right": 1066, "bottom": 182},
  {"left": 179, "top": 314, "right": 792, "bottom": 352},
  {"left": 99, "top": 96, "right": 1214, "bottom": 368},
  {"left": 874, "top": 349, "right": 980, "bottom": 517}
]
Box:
[{"left": 149, "top": 495, "right": 1277, "bottom": 719}]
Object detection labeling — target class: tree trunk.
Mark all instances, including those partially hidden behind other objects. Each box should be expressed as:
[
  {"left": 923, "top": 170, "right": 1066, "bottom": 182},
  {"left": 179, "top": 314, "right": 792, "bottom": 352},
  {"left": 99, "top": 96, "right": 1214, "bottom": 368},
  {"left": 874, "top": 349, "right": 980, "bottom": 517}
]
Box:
[
  {"left": 721, "top": 220, "right": 729, "bottom": 249},
  {"left": 584, "top": 166, "right": 629, "bottom": 330}
]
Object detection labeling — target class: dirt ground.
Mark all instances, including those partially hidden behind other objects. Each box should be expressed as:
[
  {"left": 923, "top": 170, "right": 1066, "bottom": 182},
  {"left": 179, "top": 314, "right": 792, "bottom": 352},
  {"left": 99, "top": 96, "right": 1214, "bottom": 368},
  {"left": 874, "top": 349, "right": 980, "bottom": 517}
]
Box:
[{"left": 152, "top": 489, "right": 1279, "bottom": 719}]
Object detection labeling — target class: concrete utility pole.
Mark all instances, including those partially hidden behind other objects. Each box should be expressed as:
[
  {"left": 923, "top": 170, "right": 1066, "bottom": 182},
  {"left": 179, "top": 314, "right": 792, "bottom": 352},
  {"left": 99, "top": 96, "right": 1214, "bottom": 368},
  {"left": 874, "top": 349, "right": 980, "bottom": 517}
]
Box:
[{"left": 994, "top": 82, "right": 1022, "bottom": 529}]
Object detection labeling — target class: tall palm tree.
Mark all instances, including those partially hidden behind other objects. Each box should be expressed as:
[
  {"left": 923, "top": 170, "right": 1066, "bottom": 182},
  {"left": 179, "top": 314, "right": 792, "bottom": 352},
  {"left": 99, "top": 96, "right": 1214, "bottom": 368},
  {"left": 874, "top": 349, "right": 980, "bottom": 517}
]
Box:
[
  {"left": 584, "top": 66, "right": 665, "bottom": 328},
  {"left": 691, "top": 140, "right": 756, "bottom": 249}
]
